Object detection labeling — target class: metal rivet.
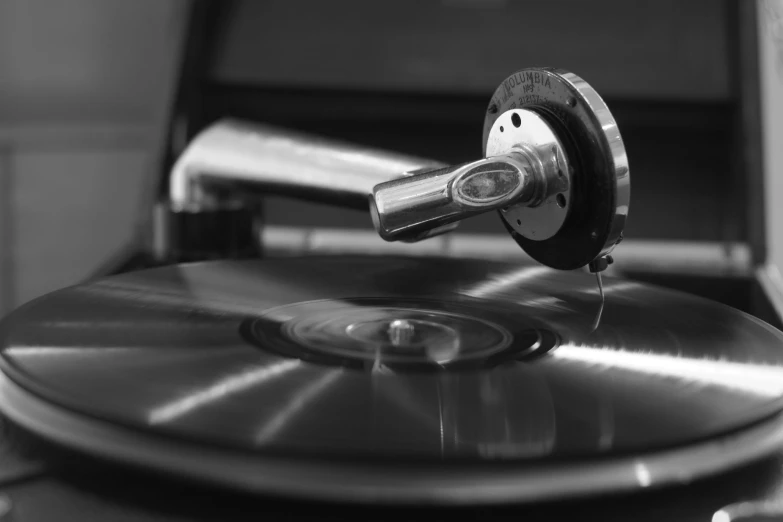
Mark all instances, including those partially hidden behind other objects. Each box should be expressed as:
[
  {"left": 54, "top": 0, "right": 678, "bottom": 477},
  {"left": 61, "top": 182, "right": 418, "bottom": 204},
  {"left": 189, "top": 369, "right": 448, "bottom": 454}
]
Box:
[{"left": 387, "top": 319, "right": 415, "bottom": 347}]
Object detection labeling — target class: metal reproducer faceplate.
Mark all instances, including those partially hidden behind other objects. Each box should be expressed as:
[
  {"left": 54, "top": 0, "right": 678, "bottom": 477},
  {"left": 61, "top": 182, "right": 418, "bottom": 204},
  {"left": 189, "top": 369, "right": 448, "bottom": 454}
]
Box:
[{"left": 483, "top": 68, "right": 630, "bottom": 270}]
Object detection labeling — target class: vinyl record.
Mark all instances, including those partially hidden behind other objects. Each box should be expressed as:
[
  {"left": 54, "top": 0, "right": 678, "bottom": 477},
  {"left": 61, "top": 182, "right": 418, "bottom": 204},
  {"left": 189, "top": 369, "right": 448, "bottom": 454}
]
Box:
[{"left": 2, "top": 255, "right": 783, "bottom": 505}]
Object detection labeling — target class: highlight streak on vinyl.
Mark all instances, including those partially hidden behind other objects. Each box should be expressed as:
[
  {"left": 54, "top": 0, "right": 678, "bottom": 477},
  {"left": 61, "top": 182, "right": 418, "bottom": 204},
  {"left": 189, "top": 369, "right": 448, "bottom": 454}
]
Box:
[
  {"left": 461, "top": 266, "right": 551, "bottom": 299},
  {"left": 148, "top": 360, "right": 302, "bottom": 424},
  {"left": 712, "top": 501, "right": 783, "bottom": 522},
  {"left": 4, "top": 256, "right": 783, "bottom": 504},
  {"left": 5, "top": 346, "right": 139, "bottom": 357},
  {"left": 553, "top": 343, "right": 783, "bottom": 397},
  {"left": 436, "top": 380, "right": 445, "bottom": 457},
  {"left": 255, "top": 369, "right": 342, "bottom": 444}
]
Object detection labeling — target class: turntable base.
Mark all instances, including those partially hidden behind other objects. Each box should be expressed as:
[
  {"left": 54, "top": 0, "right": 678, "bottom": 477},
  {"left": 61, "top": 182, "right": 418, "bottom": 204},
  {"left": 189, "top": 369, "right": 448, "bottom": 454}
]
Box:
[{"left": 3, "top": 418, "right": 783, "bottom": 522}]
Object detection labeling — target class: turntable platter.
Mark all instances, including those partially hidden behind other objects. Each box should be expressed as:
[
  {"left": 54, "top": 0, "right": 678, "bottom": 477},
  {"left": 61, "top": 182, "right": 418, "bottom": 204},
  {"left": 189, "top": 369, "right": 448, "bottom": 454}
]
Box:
[{"left": 2, "top": 256, "right": 783, "bottom": 504}]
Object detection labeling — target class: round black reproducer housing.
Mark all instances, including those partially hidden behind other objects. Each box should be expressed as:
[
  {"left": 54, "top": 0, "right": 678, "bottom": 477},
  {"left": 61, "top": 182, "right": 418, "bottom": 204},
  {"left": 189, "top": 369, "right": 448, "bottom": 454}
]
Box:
[{"left": 483, "top": 68, "right": 630, "bottom": 270}]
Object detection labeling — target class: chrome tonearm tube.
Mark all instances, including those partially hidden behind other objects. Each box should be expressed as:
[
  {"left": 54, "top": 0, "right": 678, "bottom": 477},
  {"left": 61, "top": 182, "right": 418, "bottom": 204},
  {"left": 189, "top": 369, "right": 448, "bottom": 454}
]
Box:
[{"left": 166, "top": 67, "right": 630, "bottom": 271}]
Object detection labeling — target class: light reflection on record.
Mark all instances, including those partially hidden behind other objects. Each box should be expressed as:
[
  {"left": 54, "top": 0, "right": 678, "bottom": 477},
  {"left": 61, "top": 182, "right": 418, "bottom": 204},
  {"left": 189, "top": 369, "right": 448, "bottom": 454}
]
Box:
[{"left": 2, "top": 255, "right": 783, "bottom": 488}]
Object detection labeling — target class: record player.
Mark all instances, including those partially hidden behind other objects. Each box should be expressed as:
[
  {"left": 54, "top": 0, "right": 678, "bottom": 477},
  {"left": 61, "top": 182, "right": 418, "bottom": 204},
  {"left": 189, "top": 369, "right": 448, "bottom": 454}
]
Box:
[{"left": 1, "top": 1, "right": 783, "bottom": 521}]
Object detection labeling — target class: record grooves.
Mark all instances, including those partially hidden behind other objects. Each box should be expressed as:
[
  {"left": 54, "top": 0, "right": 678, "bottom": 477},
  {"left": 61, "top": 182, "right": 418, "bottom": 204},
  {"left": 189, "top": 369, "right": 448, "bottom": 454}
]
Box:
[{"left": 2, "top": 256, "right": 783, "bottom": 504}]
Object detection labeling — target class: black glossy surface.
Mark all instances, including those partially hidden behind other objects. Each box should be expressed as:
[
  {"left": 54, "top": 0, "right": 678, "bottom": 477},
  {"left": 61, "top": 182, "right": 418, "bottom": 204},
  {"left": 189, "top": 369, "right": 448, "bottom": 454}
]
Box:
[
  {"left": 4, "top": 256, "right": 783, "bottom": 463},
  {"left": 625, "top": 271, "right": 783, "bottom": 330}
]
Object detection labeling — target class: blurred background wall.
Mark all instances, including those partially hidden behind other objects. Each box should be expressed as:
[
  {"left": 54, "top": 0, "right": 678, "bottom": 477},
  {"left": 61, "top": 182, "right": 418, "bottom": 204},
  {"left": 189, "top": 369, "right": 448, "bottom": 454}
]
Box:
[
  {"left": 0, "top": 0, "right": 187, "bottom": 314},
  {"left": 761, "top": 0, "right": 783, "bottom": 276},
  {"left": 0, "top": 0, "right": 781, "bottom": 317}
]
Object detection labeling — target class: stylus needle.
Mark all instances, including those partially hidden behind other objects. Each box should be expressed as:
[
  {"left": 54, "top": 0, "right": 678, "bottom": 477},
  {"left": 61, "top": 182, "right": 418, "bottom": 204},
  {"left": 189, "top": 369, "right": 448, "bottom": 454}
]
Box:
[{"left": 592, "top": 271, "right": 605, "bottom": 332}]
